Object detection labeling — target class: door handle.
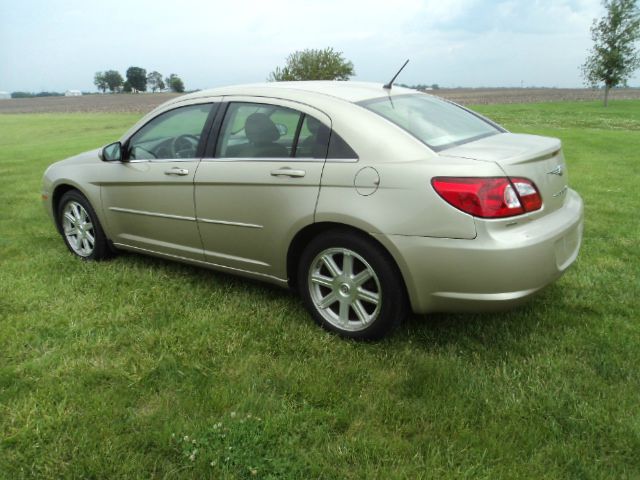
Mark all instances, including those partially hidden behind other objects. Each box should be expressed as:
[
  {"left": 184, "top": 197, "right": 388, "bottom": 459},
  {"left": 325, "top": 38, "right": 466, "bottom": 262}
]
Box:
[
  {"left": 270, "top": 168, "right": 306, "bottom": 178},
  {"left": 164, "top": 168, "right": 189, "bottom": 176}
]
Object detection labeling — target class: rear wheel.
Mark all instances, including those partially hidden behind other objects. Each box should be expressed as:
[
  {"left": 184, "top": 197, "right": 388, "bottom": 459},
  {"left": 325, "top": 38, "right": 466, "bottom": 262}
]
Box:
[
  {"left": 298, "top": 231, "right": 408, "bottom": 340},
  {"left": 57, "top": 190, "right": 111, "bottom": 260}
]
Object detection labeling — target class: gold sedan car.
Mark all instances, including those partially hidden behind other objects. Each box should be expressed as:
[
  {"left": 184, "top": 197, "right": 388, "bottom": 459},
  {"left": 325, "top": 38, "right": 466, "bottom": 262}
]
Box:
[{"left": 42, "top": 82, "right": 583, "bottom": 339}]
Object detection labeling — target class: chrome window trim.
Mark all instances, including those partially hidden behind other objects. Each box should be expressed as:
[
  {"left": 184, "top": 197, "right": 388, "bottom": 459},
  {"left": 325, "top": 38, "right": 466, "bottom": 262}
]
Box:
[
  {"left": 201, "top": 156, "right": 324, "bottom": 163},
  {"left": 326, "top": 157, "right": 359, "bottom": 163},
  {"left": 199, "top": 156, "right": 358, "bottom": 163}
]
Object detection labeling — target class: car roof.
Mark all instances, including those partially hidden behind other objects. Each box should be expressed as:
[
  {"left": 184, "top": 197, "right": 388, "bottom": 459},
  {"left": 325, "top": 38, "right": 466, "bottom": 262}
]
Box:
[{"left": 176, "top": 81, "right": 419, "bottom": 104}]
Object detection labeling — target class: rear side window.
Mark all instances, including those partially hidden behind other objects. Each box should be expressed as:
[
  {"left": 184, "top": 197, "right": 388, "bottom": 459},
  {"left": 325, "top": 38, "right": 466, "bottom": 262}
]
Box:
[
  {"left": 327, "top": 132, "right": 358, "bottom": 159},
  {"left": 217, "top": 103, "right": 300, "bottom": 158},
  {"left": 294, "top": 116, "right": 357, "bottom": 160},
  {"left": 359, "top": 94, "right": 502, "bottom": 152},
  {"left": 295, "top": 116, "right": 330, "bottom": 159},
  {"left": 214, "top": 101, "right": 357, "bottom": 160}
]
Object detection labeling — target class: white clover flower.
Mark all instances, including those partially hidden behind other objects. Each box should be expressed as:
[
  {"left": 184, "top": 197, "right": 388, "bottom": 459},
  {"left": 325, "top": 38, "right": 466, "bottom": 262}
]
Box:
[{"left": 230, "top": 411, "right": 237, "bottom": 418}]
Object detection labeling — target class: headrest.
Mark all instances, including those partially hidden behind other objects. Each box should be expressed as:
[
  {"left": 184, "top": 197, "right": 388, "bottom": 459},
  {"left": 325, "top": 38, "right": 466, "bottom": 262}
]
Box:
[
  {"left": 245, "top": 113, "right": 280, "bottom": 144},
  {"left": 306, "top": 117, "right": 322, "bottom": 134}
]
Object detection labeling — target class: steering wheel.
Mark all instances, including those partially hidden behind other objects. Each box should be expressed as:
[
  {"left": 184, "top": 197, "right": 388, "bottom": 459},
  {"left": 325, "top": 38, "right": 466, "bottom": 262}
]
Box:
[{"left": 171, "top": 134, "right": 199, "bottom": 158}]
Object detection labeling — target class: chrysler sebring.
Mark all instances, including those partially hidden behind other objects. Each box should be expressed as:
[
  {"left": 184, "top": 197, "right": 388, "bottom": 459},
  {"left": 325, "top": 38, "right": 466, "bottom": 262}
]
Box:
[{"left": 42, "top": 82, "right": 583, "bottom": 339}]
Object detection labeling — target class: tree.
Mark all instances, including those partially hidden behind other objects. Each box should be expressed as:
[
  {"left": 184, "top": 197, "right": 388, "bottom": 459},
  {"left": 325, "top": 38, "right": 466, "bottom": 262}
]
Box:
[
  {"left": 94, "top": 72, "right": 108, "bottom": 93},
  {"left": 268, "top": 47, "right": 355, "bottom": 81},
  {"left": 165, "top": 74, "right": 185, "bottom": 93},
  {"left": 104, "top": 70, "right": 124, "bottom": 93},
  {"left": 581, "top": 0, "right": 640, "bottom": 106},
  {"left": 147, "top": 71, "right": 165, "bottom": 92},
  {"left": 126, "top": 66, "right": 147, "bottom": 92},
  {"left": 122, "top": 81, "right": 132, "bottom": 93}
]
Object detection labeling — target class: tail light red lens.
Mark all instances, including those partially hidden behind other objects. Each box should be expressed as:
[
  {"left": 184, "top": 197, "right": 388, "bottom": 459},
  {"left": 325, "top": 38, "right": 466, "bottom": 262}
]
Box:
[{"left": 431, "top": 177, "right": 542, "bottom": 218}]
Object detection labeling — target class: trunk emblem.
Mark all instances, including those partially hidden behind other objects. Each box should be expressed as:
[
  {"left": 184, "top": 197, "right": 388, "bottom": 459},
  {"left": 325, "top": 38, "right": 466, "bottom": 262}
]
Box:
[{"left": 547, "top": 165, "right": 564, "bottom": 176}]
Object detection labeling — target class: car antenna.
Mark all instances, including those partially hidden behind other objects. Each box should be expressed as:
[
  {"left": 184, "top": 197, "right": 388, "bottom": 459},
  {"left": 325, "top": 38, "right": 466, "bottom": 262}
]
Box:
[{"left": 383, "top": 59, "right": 409, "bottom": 90}]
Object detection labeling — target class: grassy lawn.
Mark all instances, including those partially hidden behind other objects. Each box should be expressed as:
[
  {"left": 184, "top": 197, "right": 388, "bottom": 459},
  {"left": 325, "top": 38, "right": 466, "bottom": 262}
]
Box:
[{"left": 1, "top": 101, "right": 639, "bottom": 479}]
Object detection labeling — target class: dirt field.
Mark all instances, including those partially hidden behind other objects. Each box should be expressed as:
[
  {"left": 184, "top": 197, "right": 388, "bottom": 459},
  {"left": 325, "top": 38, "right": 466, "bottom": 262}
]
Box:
[
  {"left": 434, "top": 87, "right": 640, "bottom": 105},
  {"left": 1, "top": 88, "right": 639, "bottom": 114},
  {"left": 0, "top": 93, "right": 182, "bottom": 114}
]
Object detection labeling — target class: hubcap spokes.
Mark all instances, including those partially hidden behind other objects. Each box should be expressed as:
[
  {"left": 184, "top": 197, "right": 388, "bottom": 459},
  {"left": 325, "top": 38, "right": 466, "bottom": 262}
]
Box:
[
  {"left": 309, "top": 248, "right": 381, "bottom": 331},
  {"left": 62, "top": 201, "right": 95, "bottom": 257}
]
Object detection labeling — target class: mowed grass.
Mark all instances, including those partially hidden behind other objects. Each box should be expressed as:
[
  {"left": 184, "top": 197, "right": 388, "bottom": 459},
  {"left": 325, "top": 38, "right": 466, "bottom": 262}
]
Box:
[{"left": 0, "top": 101, "right": 639, "bottom": 479}]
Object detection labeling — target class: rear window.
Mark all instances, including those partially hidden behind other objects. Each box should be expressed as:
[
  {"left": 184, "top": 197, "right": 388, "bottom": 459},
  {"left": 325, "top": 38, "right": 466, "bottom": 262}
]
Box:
[{"left": 359, "top": 94, "right": 503, "bottom": 151}]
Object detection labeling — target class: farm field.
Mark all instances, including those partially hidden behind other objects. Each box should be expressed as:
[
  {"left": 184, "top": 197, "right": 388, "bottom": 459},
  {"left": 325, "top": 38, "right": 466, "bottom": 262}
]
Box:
[
  {"left": 1, "top": 100, "right": 639, "bottom": 478},
  {"left": 1, "top": 87, "right": 640, "bottom": 114}
]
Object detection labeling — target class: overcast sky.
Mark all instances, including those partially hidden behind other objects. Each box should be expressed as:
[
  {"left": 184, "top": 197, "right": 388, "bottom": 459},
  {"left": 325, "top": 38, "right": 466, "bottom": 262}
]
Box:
[{"left": 1, "top": 0, "right": 638, "bottom": 92}]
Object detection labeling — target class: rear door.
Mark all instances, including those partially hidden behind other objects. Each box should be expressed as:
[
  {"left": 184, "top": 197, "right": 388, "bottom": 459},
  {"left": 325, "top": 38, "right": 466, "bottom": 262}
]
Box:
[{"left": 194, "top": 98, "right": 331, "bottom": 279}]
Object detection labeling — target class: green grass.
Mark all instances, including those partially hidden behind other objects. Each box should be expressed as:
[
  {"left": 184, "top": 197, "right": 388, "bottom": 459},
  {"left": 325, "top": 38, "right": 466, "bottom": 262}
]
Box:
[{"left": 1, "top": 102, "right": 639, "bottom": 479}]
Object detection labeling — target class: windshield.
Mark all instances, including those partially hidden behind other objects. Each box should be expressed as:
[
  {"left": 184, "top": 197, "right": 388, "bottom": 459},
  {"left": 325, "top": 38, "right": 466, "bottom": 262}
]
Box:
[{"left": 359, "top": 94, "right": 503, "bottom": 151}]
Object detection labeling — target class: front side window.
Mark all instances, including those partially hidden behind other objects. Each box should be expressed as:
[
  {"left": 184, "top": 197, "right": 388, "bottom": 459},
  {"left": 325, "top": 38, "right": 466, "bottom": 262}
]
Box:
[
  {"left": 359, "top": 94, "right": 502, "bottom": 151},
  {"left": 127, "top": 103, "right": 214, "bottom": 160}
]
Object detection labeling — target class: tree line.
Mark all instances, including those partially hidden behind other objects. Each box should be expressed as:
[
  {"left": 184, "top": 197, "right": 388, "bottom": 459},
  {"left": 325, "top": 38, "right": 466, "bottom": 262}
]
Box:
[
  {"left": 581, "top": 0, "right": 639, "bottom": 106},
  {"left": 6, "top": 2, "right": 638, "bottom": 105},
  {"left": 94, "top": 67, "right": 185, "bottom": 93},
  {"left": 266, "top": 1, "right": 639, "bottom": 108}
]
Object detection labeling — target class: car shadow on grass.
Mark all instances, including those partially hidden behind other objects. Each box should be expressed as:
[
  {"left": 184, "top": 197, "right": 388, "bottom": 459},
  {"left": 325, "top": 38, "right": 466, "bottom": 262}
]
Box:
[
  {"left": 398, "top": 282, "right": 582, "bottom": 358},
  {"left": 110, "top": 251, "right": 578, "bottom": 354}
]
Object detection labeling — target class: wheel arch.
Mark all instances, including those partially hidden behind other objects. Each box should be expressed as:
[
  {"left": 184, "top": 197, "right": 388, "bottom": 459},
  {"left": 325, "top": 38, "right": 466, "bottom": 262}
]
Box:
[
  {"left": 51, "top": 182, "right": 108, "bottom": 238},
  {"left": 286, "top": 222, "right": 409, "bottom": 300},
  {"left": 51, "top": 183, "right": 83, "bottom": 233}
]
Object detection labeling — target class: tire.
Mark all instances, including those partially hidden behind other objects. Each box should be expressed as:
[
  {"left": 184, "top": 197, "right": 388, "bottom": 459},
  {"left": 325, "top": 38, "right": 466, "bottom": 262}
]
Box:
[
  {"left": 57, "top": 190, "right": 111, "bottom": 261},
  {"left": 298, "top": 230, "right": 408, "bottom": 340}
]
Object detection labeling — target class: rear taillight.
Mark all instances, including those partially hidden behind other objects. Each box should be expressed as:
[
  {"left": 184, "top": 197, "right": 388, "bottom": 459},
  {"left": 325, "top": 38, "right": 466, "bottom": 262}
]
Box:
[{"left": 431, "top": 177, "right": 542, "bottom": 218}]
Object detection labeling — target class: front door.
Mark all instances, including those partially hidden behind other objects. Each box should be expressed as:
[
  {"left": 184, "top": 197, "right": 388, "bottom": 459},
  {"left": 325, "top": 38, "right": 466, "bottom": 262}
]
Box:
[
  {"left": 100, "top": 102, "right": 217, "bottom": 260},
  {"left": 194, "top": 99, "right": 331, "bottom": 279}
]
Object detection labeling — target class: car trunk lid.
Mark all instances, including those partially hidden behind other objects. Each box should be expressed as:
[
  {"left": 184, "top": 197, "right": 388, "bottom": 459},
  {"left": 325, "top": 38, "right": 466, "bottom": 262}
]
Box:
[{"left": 440, "top": 133, "right": 569, "bottom": 216}]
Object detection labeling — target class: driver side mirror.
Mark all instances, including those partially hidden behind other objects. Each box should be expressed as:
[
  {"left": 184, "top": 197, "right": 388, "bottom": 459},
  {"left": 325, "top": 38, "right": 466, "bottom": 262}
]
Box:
[{"left": 100, "top": 141, "right": 123, "bottom": 162}]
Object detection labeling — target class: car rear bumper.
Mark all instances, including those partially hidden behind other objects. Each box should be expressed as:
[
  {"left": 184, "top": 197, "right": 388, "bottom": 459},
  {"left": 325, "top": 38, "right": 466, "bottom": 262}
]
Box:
[{"left": 374, "top": 189, "right": 584, "bottom": 314}]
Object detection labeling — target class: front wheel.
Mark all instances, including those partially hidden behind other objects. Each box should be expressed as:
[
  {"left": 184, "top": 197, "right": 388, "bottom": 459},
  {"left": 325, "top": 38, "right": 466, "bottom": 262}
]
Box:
[
  {"left": 298, "top": 231, "right": 408, "bottom": 340},
  {"left": 57, "top": 190, "right": 111, "bottom": 260}
]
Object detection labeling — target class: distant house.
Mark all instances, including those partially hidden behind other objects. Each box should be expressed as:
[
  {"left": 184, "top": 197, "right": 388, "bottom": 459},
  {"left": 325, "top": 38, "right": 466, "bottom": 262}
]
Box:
[
  {"left": 0, "top": 91, "right": 10, "bottom": 100},
  {"left": 65, "top": 90, "right": 82, "bottom": 97}
]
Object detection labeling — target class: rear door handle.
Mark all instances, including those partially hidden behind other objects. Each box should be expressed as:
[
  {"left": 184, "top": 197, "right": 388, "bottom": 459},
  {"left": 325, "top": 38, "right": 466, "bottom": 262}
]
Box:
[
  {"left": 270, "top": 168, "right": 306, "bottom": 178},
  {"left": 164, "top": 167, "right": 189, "bottom": 176}
]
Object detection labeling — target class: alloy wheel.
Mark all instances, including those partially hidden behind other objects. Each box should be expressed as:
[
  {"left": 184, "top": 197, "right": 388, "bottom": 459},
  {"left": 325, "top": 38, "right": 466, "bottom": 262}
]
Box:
[
  {"left": 308, "top": 247, "right": 382, "bottom": 332},
  {"left": 62, "top": 200, "right": 96, "bottom": 257}
]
